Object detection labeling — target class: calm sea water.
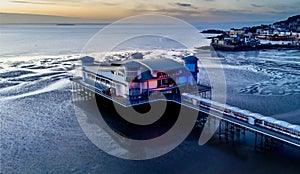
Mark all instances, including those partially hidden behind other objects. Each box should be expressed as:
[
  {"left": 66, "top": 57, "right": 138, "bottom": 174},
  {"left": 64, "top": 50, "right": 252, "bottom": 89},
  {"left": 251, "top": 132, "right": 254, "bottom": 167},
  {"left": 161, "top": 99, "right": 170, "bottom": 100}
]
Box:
[
  {"left": 0, "top": 22, "right": 271, "bottom": 58},
  {"left": 0, "top": 25, "right": 101, "bottom": 57}
]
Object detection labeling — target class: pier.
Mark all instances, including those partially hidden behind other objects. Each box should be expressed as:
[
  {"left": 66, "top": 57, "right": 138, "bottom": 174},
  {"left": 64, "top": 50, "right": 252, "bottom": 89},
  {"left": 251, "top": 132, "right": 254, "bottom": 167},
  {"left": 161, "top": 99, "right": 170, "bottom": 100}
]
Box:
[{"left": 71, "top": 77, "right": 300, "bottom": 152}]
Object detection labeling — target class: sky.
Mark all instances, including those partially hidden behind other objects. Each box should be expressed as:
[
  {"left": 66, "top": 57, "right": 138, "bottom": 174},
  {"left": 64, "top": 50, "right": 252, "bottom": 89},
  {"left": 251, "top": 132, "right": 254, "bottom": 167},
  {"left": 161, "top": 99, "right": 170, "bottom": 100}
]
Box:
[{"left": 0, "top": 0, "right": 300, "bottom": 23}]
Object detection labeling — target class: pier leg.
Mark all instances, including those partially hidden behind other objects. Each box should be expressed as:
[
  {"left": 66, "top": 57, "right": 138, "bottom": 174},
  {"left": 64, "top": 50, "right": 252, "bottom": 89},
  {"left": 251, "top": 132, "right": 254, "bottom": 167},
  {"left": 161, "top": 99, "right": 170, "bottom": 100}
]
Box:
[
  {"left": 230, "top": 123, "right": 234, "bottom": 143},
  {"left": 236, "top": 125, "right": 241, "bottom": 143},
  {"left": 255, "top": 132, "right": 257, "bottom": 151},
  {"left": 218, "top": 121, "right": 222, "bottom": 140},
  {"left": 225, "top": 122, "right": 229, "bottom": 144}
]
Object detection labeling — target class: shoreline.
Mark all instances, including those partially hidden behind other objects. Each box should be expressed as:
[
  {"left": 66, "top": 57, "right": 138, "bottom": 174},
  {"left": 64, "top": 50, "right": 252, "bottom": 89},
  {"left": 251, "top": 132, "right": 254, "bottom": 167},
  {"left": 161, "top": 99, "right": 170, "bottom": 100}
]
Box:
[
  {"left": 198, "top": 43, "right": 300, "bottom": 52},
  {"left": 213, "top": 43, "right": 300, "bottom": 51}
]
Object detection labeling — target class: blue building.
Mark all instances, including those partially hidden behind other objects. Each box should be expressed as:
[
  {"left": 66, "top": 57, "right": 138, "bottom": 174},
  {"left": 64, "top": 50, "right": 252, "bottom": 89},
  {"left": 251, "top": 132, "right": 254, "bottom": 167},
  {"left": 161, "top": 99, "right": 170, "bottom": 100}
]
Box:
[{"left": 182, "top": 56, "right": 198, "bottom": 82}]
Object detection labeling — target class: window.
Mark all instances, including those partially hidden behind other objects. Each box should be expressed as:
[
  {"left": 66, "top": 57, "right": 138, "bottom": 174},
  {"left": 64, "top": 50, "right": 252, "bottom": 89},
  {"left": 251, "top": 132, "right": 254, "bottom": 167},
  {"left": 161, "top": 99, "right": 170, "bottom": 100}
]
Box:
[
  {"left": 256, "top": 120, "right": 263, "bottom": 124},
  {"left": 96, "top": 77, "right": 100, "bottom": 82},
  {"left": 158, "top": 80, "right": 162, "bottom": 87}
]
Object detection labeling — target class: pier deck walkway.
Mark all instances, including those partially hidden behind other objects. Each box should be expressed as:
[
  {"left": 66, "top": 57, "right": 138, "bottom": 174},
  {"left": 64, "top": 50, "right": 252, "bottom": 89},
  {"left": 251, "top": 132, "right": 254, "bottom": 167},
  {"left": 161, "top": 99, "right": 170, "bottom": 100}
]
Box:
[{"left": 71, "top": 77, "right": 300, "bottom": 149}]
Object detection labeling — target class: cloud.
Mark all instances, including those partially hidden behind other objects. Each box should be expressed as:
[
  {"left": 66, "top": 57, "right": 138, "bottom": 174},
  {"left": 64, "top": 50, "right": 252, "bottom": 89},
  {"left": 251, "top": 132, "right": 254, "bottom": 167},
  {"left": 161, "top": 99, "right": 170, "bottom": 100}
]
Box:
[
  {"left": 206, "top": 8, "right": 253, "bottom": 16},
  {"left": 250, "top": 4, "right": 264, "bottom": 8},
  {"left": 132, "top": 2, "right": 200, "bottom": 17},
  {"left": 7, "top": 0, "right": 300, "bottom": 23},
  {"left": 202, "top": 8, "right": 277, "bottom": 21},
  {"left": 97, "top": 2, "right": 119, "bottom": 6},
  {"left": 265, "top": 2, "right": 300, "bottom": 17},
  {"left": 133, "top": 8, "right": 198, "bottom": 16},
  {"left": 174, "top": 3, "right": 192, "bottom": 7},
  {"left": 0, "top": 12, "right": 112, "bottom": 24},
  {"left": 173, "top": 2, "right": 198, "bottom": 10},
  {"left": 270, "top": 3, "right": 300, "bottom": 11},
  {"left": 9, "top": 0, "right": 120, "bottom": 6},
  {"left": 10, "top": 0, "right": 56, "bottom": 5},
  {"left": 131, "top": 4, "right": 276, "bottom": 22}
]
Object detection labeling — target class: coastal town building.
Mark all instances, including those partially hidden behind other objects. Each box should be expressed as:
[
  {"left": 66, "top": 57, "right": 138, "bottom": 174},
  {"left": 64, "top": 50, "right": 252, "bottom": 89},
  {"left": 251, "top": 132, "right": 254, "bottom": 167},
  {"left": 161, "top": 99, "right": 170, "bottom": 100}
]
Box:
[
  {"left": 209, "top": 15, "right": 300, "bottom": 50},
  {"left": 229, "top": 28, "right": 246, "bottom": 37}
]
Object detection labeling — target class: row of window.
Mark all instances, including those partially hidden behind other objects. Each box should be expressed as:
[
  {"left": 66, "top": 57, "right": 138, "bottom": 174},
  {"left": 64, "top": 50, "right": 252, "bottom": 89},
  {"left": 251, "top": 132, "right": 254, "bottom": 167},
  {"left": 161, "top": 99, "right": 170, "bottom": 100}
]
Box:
[
  {"left": 233, "top": 112, "right": 248, "bottom": 119},
  {"left": 264, "top": 122, "right": 300, "bottom": 136},
  {"left": 182, "top": 94, "right": 300, "bottom": 138},
  {"left": 85, "top": 72, "right": 115, "bottom": 87},
  {"left": 157, "top": 71, "right": 182, "bottom": 78}
]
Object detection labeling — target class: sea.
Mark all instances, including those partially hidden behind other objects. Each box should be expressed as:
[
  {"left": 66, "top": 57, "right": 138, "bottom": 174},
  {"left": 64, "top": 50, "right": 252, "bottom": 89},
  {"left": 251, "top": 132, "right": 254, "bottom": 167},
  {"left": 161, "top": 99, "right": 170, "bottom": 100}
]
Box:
[{"left": 0, "top": 23, "right": 300, "bottom": 173}]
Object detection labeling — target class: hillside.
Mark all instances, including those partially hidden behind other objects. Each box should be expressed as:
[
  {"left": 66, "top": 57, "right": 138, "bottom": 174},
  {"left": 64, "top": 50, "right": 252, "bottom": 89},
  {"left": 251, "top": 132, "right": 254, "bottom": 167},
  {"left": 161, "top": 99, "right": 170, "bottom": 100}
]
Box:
[{"left": 273, "top": 15, "right": 300, "bottom": 32}]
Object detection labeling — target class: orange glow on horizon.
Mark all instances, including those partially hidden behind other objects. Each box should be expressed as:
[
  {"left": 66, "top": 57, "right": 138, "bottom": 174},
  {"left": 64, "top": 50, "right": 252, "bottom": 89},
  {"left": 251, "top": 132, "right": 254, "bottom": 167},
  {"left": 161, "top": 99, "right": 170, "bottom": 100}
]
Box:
[{"left": 1, "top": 0, "right": 299, "bottom": 23}]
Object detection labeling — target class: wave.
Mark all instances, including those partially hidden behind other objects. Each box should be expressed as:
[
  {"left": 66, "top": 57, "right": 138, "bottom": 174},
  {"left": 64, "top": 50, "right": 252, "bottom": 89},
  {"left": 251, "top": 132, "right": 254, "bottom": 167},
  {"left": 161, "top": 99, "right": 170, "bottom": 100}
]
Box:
[{"left": 0, "top": 79, "right": 70, "bottom": 101}]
